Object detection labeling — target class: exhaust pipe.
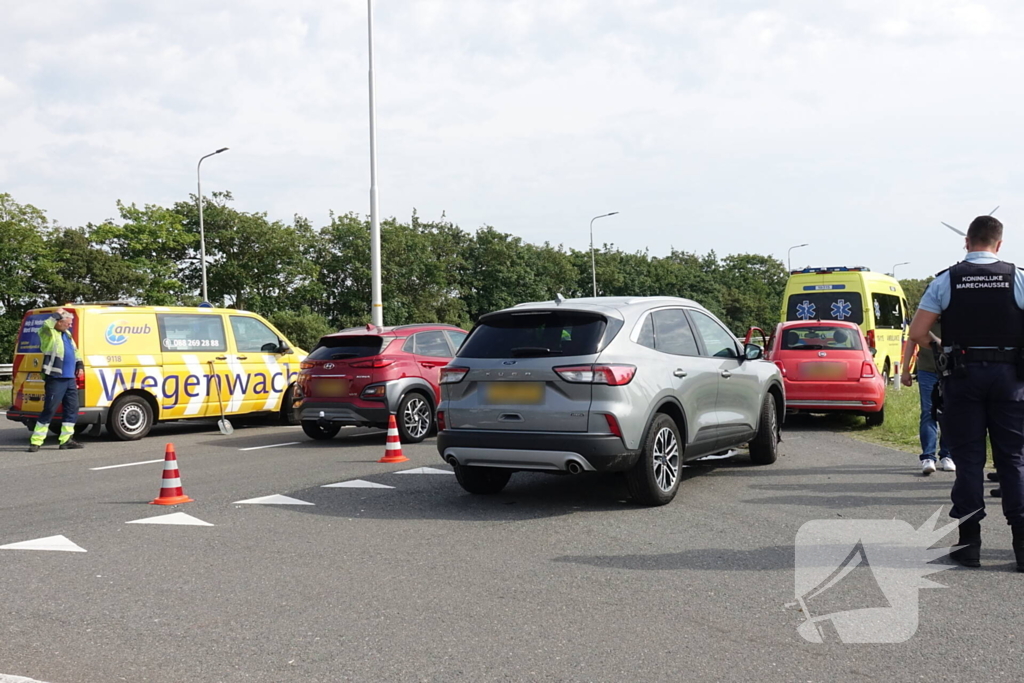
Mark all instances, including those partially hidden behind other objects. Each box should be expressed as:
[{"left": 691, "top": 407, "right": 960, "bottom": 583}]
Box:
[
  {"left": 566, "top": 461, "right": 583, "bottom": 475},
  {"left": 446, "top": 455, "right": 460, "bottom": 467}
]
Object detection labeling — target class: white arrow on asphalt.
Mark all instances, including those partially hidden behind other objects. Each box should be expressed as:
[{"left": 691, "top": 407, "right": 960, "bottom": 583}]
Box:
[
  {"left": 322, "top": 479, "right": 395, "bottom": 489},
  {"left": 393, "top": 467, "right": 455, "bottom": 475},
  {"left": 232, "top": 494, "right": 315, "bottom": 505},
  {"left": 0, "top": 535, "right": 86, "bottom": 553},
  {"left": 126, "top": 512, "right": 214, "bottom": 526}
]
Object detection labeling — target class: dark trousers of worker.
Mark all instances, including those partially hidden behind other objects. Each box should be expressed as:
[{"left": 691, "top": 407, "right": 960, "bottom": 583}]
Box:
[
  {"left": 29, "top": 377, "right": 78, "bottom": 447},
  {"left": 942, "top": 362, "right": 1024, "bottom": 526}
]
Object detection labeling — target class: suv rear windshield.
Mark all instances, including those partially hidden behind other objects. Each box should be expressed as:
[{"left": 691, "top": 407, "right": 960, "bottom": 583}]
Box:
[
  {"left": 781, "top": 326, "right": 862, "bottom": 351},
  {"left": 785, "top": 292, "right": 864, "bottom": 325},
  {"left": 308, "top": 335, "right": 384, "bottom": 361},
  {"left": 459, "top": 311, "right": 608, "bottom": 358}
]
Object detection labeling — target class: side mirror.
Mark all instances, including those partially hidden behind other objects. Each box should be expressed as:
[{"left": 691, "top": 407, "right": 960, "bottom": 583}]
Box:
[
  {"left": 279, "top": 342, "right": 293, "bottom": 355},
  {"left": 744, "top": 343, "right": 764, "bottom": 361}
]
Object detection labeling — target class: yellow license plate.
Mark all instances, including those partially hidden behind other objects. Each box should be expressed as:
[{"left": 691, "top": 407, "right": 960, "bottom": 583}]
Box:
[{"left": 485, "top": 382, "right": 544, "bottom": 405}]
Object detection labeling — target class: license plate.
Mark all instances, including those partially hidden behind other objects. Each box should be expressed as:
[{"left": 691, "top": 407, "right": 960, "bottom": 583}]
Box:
[
  {"left": 799, "top": 362, "right": 847, "bottom": 380},
  {"left": 484, "top": 382, "right": 544, "bottom": 405},
  {"left": 314, "top": 378, "right": 349, "bottom": 397}
]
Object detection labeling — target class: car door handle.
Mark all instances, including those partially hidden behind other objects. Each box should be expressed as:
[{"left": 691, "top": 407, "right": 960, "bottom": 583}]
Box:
[
  {"left": 673, "top": 369, "right": 688, "bottom": 378},
  {"left": 720, "top": 370, "right": 732, "bottom": 378},
  {"left": 236, "top": 355, "right": 248, "bottom": 360},
  {"left": 215, "top": 356, "right": 227, "bottom": 360}
]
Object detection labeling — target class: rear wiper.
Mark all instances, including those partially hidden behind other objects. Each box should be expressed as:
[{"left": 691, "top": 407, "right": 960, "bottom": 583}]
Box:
[{"left": 510, "top": 346, "right": 562, "bottom": 357}]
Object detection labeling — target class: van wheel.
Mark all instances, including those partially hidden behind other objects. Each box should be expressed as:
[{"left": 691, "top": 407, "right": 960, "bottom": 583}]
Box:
[
  {"left": 279, "top": 385, "right": 299, "bottom": 425},
  {"left": 108, "top": 395, "right": 154, "bottom": 441},
  {"left": 625, "top": 413, "right": 682, "bottom": 506},
  {"left": 865, "top": 406, "right": 885, "bottom": 427},
  {"left": 302, "top": 420, "right": 341, "bottom": 440},
  {"left": 749, "top": 394, "right": 780, "bottom": 465},
  {"left": 397, "top": 392, "right": 433, "bottom": 443},
  {"left": 454, "top": 464, "right": 512, "bottom": 495}
]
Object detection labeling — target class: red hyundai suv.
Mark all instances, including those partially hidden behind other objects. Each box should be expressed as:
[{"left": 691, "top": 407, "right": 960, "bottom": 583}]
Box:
[{"left": 294, "top": 323, "right": 468, "bottom": 443}]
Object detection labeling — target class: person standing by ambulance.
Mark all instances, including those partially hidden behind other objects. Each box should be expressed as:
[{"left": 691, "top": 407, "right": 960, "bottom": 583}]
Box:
[
  {"left": 909, "top": 215, "right": 1024, "bottom": 571},
  {"left": 27, "top": 308, "right": 85, "bottom": 452},
  {"left": 901, "top": 321, "right": 954, "bottom": 475}
]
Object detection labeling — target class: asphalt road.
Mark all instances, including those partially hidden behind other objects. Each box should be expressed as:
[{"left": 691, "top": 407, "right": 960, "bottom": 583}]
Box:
[{"left": 0, "top": 413, "right": 1020, "bottom": 683}]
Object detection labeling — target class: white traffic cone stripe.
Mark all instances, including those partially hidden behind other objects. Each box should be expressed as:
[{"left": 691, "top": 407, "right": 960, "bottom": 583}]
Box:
[
  {"left": 160, "top": 477, "right": 182, "bottom": 488},
  {"left": 164, "top": 460, "right": 179, "bottom": 470}
]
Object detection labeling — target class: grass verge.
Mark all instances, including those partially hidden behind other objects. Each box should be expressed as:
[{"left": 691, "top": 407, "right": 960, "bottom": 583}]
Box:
[{"left": 0, "top": 386, "right": 11, "bottom": 410}]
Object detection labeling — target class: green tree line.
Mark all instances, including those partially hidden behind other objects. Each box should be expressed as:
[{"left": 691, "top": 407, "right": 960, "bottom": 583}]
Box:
[{"left": 3, "top": 190, "right": 818, "bottom": 361}]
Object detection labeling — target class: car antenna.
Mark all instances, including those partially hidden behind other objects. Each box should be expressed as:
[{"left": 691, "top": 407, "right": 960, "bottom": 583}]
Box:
[{"left": 554, "top": 293, "right": 565, "bottom": 305}]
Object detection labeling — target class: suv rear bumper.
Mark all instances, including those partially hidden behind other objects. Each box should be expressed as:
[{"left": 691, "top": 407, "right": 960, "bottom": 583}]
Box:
[
  {"left": 436, "top": 430, "right": 638, "bottom": 473},
  {"left": 297, "top": 400, "right": 391, "bottom": 427}
]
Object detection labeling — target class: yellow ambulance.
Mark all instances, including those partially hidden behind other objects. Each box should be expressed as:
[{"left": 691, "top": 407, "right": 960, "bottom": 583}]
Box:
[
  {"left": 780, "top": 267, "right": 909, "bottom": 383},
  {"left": 6, "top": 303, "right": 306, "bottom": 440}
]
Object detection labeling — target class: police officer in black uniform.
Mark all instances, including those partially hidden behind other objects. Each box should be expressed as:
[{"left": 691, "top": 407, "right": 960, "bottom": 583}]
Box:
[{"left": 909, "top": 215, "right": 1024, "bottom": 571}]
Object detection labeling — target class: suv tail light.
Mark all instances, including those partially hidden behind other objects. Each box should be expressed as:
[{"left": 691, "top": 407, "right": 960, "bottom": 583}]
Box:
[
  {"left": 554, "top": 364, "right": 637, "bottom": 385},
  {"left": 300, "top": 361, "right": 315, "bottom": 369},
  {"left": 604, "top": 413, "right": 623, "bottom": 439},
  {"left": 773, "top": 360, "right": 787, "bottom": 377},
  {"left": 436, "top": 410, "right": 447, "bottom": 431},
  {"left": 350, "top": 357, "right": 396, "bottom": 369},
  {"left": 440, "top": 367, "right": 470, "bottom": 384},
  {"left": 862, "top": 361, "right": 876, "bottom": 378}
]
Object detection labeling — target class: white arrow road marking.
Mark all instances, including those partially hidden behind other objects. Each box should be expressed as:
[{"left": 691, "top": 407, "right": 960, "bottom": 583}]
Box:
[
  {"left": 0, "top": 674, "right": 54, "bottom": 683},
  {"left": 126, "top": 512, "right": 213, "bottom": 526},
  {"left": 238, "top": 442, "right": 301, "bottom": 451},
  {"left": 393, "top": 467, "right": 455, "bottom": 475},
  {"left": 0, "top": 535, "right": 86, "bottom": 552},
  {"left": 322, "top": 479, "right": 395, "bottom": 489},
  {"left": 90, "top": 459, "right": 164, "bottom": 471},
  {"left": 232, "top": 494, "right": 314, "bottom": 505}
]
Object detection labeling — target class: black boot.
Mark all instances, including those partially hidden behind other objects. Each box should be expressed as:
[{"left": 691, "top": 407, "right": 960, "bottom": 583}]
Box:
[
  {"left": 951, "top": 521, "right": 981, "bottom": 568},
  {"left": 1013, "top": 526, "right": 1024, "bottom": 573}
]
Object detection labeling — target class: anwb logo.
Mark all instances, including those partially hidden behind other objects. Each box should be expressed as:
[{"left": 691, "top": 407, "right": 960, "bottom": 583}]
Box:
[
  {"left": 106, "top": 321, "right": 151, "bottom": 346},
  {"left": 791, "top": 509, "right": 967, "bottom": 643}
]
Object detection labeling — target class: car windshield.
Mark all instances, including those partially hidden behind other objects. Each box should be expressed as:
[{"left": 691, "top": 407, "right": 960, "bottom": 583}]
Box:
[
  {"left": 781, "top": 326, "right": 862, "bottom": 351},
  {"left": 458, "top": 311, "right": 607, "bottom": 358},
  {"left": 307, "top": 335, "right": 384, "bottom": 360}
]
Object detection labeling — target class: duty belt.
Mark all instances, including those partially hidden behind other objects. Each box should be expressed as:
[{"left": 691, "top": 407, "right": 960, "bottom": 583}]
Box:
[{"left": 959, "top": 348, "right": 1020, "bottom": 364}]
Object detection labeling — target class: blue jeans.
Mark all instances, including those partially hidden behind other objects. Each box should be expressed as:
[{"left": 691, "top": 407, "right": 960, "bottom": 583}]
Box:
[{"left": 917, "top": 370, "right": 949, "bottom": 462}]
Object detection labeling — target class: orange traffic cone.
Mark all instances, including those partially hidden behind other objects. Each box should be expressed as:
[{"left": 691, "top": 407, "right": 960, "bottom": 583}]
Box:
[
  {"left": 377, "top": 414, "right": 410, "bottom": 464},
  {"left": 150, "top": 443, "right": 194, "bottom": 505}
]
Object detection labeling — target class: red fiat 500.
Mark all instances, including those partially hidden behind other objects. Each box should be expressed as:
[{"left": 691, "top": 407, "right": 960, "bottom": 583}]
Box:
[{"left": 765, "top": 320, "right": 886, "bottom": 425}]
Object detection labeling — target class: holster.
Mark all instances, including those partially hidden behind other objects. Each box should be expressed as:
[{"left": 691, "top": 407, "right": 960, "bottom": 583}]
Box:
[{"left": 931, "top": 381, "right": 944, "bottom": 422}]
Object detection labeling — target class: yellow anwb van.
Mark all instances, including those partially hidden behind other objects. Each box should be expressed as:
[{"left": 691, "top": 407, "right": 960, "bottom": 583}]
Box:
[
  {"left": 781, "top": 267, "right": 909, "bottom": 382},
  {"left": 7, "top": 303, "right": 306, "bottom": 440}
]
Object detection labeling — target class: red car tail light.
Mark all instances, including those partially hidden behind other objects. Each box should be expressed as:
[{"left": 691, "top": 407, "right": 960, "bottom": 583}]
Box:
[
  {"left": 862, "top": 361, "right": 876, "bottom": 378},
  {"left": 436, "top": 410, "right": 447, "bottom": 431},
  {"left": 554, "top": 364, "right": 636, "bottom": 385},
  {"left": 604, "top": 413, "right": 623, "bottom": 439},
  {"left": 350, "top": 357, "right": 396, "bottom": 369},
  {"left": 76, "top": 371, "right": 86, "bottom": 391},
  {"left": 773, "top": 360, "right": 787, "bottom": 377},
  {"left": 300, "top": 361, "right": 315, "bottom": 370},
  {"left": 440, "top": 367, "right": 470, "bottom": 384}
]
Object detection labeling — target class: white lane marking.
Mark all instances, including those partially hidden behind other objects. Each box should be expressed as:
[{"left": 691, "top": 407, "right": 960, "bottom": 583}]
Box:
[
  {"left": 322, "top": 479, "right": 395, "bottom": 489},
  {"left": 232, "top": 494, "right": 314, "bottom": 505},
  {"left": 696, "top": 450, "right": 738, "bottom": 461},
  {"left": 90, "top": 459, "right": 164, "bottom": 471},
  {"left": 0, "top": 674, "right": 53, "bottom": 683},
  {"left": 126, "top": 512, "right": 213, "bottom": 526},
  {"left": 0, "top": 535, "right": 86, "bottom": 552},
  {"left": 393, "top": 467, "right": 455, "bottom": 475},
  {"left": 239, "top": 442, "right": 301, "bottom": 451}
]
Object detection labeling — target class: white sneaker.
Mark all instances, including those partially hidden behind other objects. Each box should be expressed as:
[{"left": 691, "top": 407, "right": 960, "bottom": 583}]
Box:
[
  {"left": 922, "top": 460, "right": 937, "bottom": 475},
  {"left": 939, "top": 457, "right": 956, "bottom": 472}
]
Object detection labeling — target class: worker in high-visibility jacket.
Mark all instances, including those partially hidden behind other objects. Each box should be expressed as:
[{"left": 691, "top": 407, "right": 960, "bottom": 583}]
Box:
[{"left": 28, "top": 308, "right": 85, "bottom": 452}]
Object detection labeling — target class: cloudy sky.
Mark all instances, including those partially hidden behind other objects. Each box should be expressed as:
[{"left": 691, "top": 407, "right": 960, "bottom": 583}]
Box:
[{"left": 3, "top": 0, "right": 1024, "bottom": 278}]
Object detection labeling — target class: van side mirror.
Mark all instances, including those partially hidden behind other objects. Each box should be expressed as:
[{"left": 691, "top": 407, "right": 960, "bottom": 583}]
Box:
[
  {"left": 744, "top": 343, "right": 763, "bottom": 361},
  {"left": 278, "top": 341, "right": 293, "bottom": 355}
]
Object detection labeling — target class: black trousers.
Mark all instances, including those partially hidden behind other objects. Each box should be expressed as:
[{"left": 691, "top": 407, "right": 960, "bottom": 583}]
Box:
[{"left": 943, "top": 362, "right": 1024, "bottom": 526}]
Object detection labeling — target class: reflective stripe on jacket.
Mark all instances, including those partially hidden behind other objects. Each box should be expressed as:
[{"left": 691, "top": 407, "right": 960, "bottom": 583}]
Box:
[{"left": 39, "top": 315, "right": 83, "bottom": 377}]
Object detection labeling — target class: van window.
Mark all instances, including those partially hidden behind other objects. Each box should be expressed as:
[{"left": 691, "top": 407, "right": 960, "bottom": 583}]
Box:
[
  {"left": 785, "top": 292, "right": 864, "bottom": 325},
  {"left": 230, "top": 316, "right": 280, "bottom": 353},
  {"left": 872, "top": 294, "right": 903, "bottom": 329},
  {"left": 157, "top": 314, "right": 227, "bottom": 352},
  {"left": 308, "top": 336, "right": 384, "bottom": 361},
  {"left": 459, "top": 311, "right": 607, "bottom": 359}
]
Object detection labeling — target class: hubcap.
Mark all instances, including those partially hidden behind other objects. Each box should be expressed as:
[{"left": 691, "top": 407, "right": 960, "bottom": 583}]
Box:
[
  {"left": 403, "top": 397, "right": 431, "bottom": 438},
  {"left": 119, "top": 404, "right": 146, "bottom": 435},
  {"left": 652, "top": 427, "right": 680, "bottom": 492}
]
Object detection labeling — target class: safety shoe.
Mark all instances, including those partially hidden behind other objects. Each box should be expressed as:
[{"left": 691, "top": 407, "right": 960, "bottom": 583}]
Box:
[
  {"left": 950, "top": 521, "right": 981, "bottom": 568},
  {"left": 1013, "top": 526, "right": 1024, "bottom": 573},
  {"left": 26, "top": 444, "right": 40, "bottom": 453},
  {"left": 987, "top": 471, "right": 1000, "bottom": 482},
  {"left": 58, "top": 440, "right": 84, "bottom": 450},
  {"left": 921, "top": 459, "right": 937, "bottom": 476},
  {"left": 939, "top": 457, "right": 956, "bottom": 472}
]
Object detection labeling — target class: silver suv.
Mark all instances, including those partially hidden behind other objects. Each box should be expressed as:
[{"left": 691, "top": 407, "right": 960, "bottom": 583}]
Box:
[{"left": 435, "top": 296, "right": 784, "bottom": 505}]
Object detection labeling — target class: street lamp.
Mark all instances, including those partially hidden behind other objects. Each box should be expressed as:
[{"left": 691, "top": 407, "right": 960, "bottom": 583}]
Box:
[
  {"left": 787, "top": 243, "right": 809, "bottom": 272},
  {"left": 892, "top": 261, "right": 910, "bottom": 279},
  {"left": 197, "top": 147, "right": 229, "bottom": 304},
  {"left": 590, "top": 212, "right": 619, "bottom": 297},
  {"left": 367, "top": 0, "right": 383, "bottom": 327}
]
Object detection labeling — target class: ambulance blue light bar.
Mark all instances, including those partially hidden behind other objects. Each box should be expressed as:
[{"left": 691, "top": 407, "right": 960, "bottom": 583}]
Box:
[{"left": 790, "top": 266, "right": 871, "bottom": 275}]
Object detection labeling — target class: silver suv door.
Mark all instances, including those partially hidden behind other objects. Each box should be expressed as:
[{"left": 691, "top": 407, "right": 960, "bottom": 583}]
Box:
[{"left": 686, "top": 309, "right": 761, "bottom": 445}]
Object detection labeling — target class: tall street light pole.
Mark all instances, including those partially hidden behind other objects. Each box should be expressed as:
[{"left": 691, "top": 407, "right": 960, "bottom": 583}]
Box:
[
  {"left": 367, "top": 0, "right": 383, "bottom": 327},
  {"left": 590, "top": 212, "right": 619, "bottom": 297},
  {"left": 787, "top": 243, "right": 809, "bottom": 272},
  {"left": 892, "top": 261, "right": 910, "bottom": 279},
  {"left": 197, "top": 147, "right": 229, "bottom": 304}
]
